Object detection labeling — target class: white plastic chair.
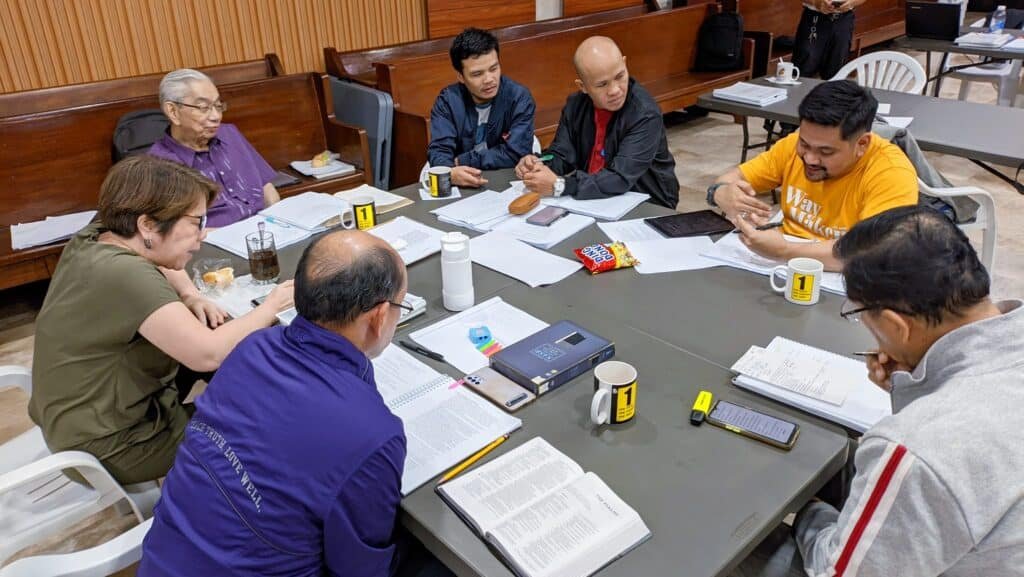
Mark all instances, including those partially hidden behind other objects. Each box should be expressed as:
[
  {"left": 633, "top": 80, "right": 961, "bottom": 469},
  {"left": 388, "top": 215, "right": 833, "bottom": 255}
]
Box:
[
  {"left": 918, "top": 179, "right": 997, "bottom": 272},
  {"left": 831, "top": 51, "right": 928, "bottom": 94},
  {"left": 0, "top": 518, "right": 152, "bottom": 577},
  {"left": 0, "top": 366, "right": 162, "bottom": 566},
  {"left": 944, "top": 18, "right": 1023, "bottom": 107}
]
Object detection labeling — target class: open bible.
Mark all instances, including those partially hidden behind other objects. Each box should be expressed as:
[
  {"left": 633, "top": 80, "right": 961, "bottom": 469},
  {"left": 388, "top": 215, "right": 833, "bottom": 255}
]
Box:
[{"left": 437, "top": 437, "right": 650, "bottom": 577}]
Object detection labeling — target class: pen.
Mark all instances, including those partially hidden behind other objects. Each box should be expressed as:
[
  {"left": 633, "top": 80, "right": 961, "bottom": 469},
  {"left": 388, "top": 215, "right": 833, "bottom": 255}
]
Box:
[
  {"left": 538, "top": 153, "right": 554, "bottom": 163},
  {"left": 853, "top": 351, "right": 881, "bottom": 358},
  {"left": 505, "top": 392, "right": 528, "bottom": 407},
  {"left": 263, "top": 216, "right": 293, "bottom": 229},
  {"left": 732, "top": 221, "right": 784, "bottom": 233},
  {"left": 399, "top": 339, "right": 445, "bottom": 362},
  {"left": 690, "top": 390, "right": 713, "bottom": 426},
  {"left": 438, "top": 434, "right": 509, "bottom": 484}
]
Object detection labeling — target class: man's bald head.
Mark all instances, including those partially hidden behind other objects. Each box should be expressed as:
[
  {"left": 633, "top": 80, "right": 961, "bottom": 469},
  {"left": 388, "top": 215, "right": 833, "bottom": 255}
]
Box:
[
  {"left": 572, "top": 36, "right": 630, "bottom": 112},
  {"left": 573, "top": 36, "right": 623, "bottom": 80},
  {"left": 294, "top": 230, "right": 407, "bottom": 327}
]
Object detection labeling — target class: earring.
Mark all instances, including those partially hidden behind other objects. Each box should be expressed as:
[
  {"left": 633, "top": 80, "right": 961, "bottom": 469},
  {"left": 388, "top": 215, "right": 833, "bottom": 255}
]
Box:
[{"left": 143, "top": 238, "right": 153, "bottom": 249}]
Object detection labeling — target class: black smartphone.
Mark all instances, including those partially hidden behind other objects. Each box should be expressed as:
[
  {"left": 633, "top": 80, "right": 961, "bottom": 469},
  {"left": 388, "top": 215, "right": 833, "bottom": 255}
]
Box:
[{"left": 705, "top": 400, "right": 800, "bottom": 450}]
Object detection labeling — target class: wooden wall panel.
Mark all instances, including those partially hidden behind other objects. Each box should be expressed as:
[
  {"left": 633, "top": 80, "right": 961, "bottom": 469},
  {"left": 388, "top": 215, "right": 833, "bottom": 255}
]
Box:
[
  {"left": 426, "top": 0, "right": 536, "bottom": 38},
  {"left": 0, "top": 0, "right": 428, "bottom": 93}
]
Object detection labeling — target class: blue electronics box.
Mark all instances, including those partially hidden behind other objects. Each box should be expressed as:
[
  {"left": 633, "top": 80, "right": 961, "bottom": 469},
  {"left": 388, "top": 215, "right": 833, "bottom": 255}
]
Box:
[{"left": 489, "top": 320, "right": 615, "bottom": 395}]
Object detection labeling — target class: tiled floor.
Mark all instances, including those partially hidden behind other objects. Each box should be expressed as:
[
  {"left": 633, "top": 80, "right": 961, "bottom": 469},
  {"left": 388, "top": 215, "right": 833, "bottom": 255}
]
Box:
[{"left": 0, "top": 47, "right": 1020, "bottom": 572}]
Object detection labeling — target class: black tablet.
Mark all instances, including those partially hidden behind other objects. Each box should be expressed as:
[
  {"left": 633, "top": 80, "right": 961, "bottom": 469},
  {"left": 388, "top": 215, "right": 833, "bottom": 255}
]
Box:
[{"left": 644, "top": 210, "right": 734, "bottom": 237}]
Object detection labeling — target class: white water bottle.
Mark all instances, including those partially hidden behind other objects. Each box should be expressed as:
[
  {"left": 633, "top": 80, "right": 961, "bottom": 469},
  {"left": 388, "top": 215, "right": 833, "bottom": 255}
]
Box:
[{"left": 441, "top": 231, "right": 474, "bottom": 311}]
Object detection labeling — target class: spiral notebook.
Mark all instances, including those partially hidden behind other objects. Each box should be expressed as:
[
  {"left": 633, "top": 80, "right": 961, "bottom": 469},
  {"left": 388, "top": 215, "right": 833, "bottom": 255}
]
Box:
[{"left": 373, "top": 344, "right": 522, "bottom": 494}]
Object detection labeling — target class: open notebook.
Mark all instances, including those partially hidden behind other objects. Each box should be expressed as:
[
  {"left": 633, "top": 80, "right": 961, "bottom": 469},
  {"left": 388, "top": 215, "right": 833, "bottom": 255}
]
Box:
[
  {"left": 372, "top": 344, "right": 522, "bottom": 494},
  {"left": 731, "top": 337, "right": 891, "bottom": 433},
  {"left": 437, "top": 437, "right": 650, "bottom": 577}
]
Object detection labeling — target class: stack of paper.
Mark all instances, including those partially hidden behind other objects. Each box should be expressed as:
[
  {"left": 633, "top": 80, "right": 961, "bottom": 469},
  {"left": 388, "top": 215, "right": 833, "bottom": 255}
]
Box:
[
  {"left": 410, "top": 296, "right": 549, "bottom": 374},
  {"left": 367, "top": 216, "right": 444, "bottom": 265},
  {"left": 731, "top": 337, "right": 891, "bottom": 433},
  {"left": 597, "top": 217, "right": 665, "bottom": 243},
  {"left": 11, "top": 211, "right": 96, "bottom": 250},
  {"left": 203, "top": 214, "right": 313, "bottom": 258},
  {"left": 372, "top": 344, "right": 522, "bottom": 494},
  {"left": 712, "top": 82, "right": 788, "bottom": 106},
  {"left": 431, "top": 187, "right": 594, "bottom": 249},
  {"left": 1002, "top": 37, "right": 1024, "bottom": 52},
  {"left": 260, "top": 192, "right": 347, "bottom": 231},
  {"left": 469, "top": 232, "right": 583, "bottom": 287},
  {"left": 541, "top": 191, "right": 650, "bottom": 221},
  {"left": 955, "top": 32, "right": 1012, "bottom": 48},
  {"left": 700, "top": 231, "right": 846, "bottom": 294},
  {"left": 335, "top": 184, "right": 413, "bottom": 214}
]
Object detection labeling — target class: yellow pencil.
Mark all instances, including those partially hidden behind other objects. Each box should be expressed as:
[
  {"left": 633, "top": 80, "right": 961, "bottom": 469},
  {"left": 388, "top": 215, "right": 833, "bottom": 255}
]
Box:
[{"left": 438, "top": 434, "right": 509, "bottom": 484}]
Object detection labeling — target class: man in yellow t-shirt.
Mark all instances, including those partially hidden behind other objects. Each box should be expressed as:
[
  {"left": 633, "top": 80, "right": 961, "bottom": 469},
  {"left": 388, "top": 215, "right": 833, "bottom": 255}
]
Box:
[{"left": 707, "top": 80, "right": 918, "bottom": 270}]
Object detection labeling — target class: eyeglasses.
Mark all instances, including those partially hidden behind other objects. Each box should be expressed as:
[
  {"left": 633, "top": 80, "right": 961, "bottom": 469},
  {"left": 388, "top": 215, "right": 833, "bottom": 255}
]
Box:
[
  {"left": 387, "top": 300, "right": 415, "bottom": 315},
  {"left": 173, "top": 100, "right": 228, "bottom": 116},
  {"left": 184, "top": 214, "right": 208, "bottom": 231},
  {"left": 840, "top": 299, "right": 913, "bottom": 323}
]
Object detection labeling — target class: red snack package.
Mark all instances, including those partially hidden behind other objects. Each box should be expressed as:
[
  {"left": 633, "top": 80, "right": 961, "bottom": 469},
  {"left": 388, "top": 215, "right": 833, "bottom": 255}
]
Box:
[{"left": 573, "top": 242, "right": 638, "bottom": 274}]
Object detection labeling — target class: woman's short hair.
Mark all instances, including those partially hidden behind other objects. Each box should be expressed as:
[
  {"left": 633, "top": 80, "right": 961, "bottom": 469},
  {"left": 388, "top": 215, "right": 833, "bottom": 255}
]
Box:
[
  {"left": 98, "top": 156, "right": 219, "bottom": 237},
  {"left": 159, "top": 69, "right": 214, "bottom": 107}
]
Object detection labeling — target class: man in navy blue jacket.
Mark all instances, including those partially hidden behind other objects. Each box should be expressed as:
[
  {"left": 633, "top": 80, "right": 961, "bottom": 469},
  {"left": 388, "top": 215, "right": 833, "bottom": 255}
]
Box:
[
  {"left": 139, "top": 230, "right": 451, "bottom": 577},
  {"left": 427, "top": 27, "right": 536, "bottom": 188}
]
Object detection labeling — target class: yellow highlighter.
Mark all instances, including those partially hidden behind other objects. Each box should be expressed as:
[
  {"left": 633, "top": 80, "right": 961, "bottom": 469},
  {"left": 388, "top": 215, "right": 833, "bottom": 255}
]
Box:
[{"left": 690, "top": 390, "right": 713, "bottom": 426}]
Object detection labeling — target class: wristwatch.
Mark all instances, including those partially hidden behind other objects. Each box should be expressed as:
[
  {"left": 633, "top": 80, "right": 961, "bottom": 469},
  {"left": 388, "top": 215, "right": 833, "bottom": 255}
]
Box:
[
  {"left": 553, "top": 177, "right": 566, "bottom": 197},
  {"left": 706, "top": 182, "right": 725, "bottom": 207}
]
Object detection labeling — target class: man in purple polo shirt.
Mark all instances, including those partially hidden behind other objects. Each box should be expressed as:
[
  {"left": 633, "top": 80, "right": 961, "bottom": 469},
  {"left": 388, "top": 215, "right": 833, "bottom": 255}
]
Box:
[
  {"left": 149, "top": 69, "right": 281, "bottom": 227},
  {"left": 139, "top": 230, "right": 453, "bottom": 577}
]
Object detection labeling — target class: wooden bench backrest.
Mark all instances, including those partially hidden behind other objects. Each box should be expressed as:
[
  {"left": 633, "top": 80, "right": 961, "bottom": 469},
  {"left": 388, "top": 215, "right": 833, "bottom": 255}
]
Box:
[
  {"left": 377, "top": 4, "right": 715, "bottom": 117},
  {"left": 0, "top": 72, "right": 327, "bottom": 227},
  {"left": 0, "top": 54, "right": 284, "bottom": 119},
  {"left": 326, "top": 6, "right": 648, "bottom": 83},
  {"left": 739, "top": 0, "right": 904, "bottom": 42}
]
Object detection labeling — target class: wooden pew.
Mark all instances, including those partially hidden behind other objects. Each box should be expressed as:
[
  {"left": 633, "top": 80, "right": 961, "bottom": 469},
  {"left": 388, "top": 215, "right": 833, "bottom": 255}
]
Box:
[
  {"left": 0, "top": 72, "right": 370, "bottom": 291},
  {"left": 0, "top": 54, "right": 285, "bottom": 119},
  {"left": 737, "top": 0, "right": 906, "bottom": 77},
  {"left": 324, "top": 5, "right": 649, "bottom": 88},
  {"left": 377, "top": 4, "right": 754, "bottom": 186}
]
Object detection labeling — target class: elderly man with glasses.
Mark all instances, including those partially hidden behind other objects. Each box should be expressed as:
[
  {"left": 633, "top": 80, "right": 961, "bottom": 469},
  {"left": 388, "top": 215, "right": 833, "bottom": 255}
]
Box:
[{"left": 148, "top": 68, "right": 281, "bottom": 228}]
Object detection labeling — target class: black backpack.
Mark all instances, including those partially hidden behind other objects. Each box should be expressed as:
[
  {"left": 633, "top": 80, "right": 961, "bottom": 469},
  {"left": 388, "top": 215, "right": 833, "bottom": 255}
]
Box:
[
  {"left": 693, "top": 9, "right": 745, "bottom": 72},
  {"left": 112, "top": 109, "right": 169, "bottom": 162}
]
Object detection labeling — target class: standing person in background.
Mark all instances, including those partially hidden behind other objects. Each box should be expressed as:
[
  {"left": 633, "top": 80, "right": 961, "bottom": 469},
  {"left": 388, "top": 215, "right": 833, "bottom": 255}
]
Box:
[{"left": 792, "top": 0, "right": 864, "bottom": 79}]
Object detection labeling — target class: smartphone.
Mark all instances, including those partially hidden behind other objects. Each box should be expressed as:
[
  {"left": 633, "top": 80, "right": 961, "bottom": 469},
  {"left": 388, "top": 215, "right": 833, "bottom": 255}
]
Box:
[
  {"left": 705, "top": 400, "right": 800, "bottom": 450},
  {"left": 463, "top": 367, "right": 536, "bottom": 412},
  {"left": 526, "top": 206, "right": 568, "bottom": 226}
]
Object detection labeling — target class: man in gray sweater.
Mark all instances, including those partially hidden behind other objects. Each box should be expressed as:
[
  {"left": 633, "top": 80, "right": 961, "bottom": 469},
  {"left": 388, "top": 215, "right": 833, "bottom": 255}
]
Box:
[{"left": 735, "top": 205, "right": 1024, "bottom": 576}]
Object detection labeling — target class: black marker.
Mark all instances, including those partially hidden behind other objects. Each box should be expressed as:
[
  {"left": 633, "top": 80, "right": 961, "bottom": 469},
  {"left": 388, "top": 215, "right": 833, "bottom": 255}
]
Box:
[{"left": 399, "top": 339, "right": 445, "bottom": 362}]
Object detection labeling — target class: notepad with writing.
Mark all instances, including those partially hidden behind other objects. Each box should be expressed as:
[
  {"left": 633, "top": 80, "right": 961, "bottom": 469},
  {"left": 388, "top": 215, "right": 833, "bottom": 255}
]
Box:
[
  {"left": 730, "top": 337, "right": 891, "bottom": 433},
  {"left": 437, "top": 437, "right": 651, "bottom": 577},
  {"left": 372, "top": 344, "right": 521, "bottom": 495}
]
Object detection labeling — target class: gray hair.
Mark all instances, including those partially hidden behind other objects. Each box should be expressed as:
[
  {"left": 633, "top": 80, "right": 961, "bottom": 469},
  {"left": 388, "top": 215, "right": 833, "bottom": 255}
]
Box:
[{"left": 158, "top": 69, "right": 214, "bottom": 107}]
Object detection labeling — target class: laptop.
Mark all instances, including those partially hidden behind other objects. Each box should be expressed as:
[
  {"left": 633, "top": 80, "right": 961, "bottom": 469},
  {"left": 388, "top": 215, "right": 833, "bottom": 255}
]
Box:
[{"left": 906, "top": 1, "right": 961, "bottom": 41}]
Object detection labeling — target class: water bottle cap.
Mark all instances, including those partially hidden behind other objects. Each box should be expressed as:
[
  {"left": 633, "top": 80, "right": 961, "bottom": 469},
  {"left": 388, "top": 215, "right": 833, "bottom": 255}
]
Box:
[{"left": 441, "top": 231, "right": 469, "bottom": 243}]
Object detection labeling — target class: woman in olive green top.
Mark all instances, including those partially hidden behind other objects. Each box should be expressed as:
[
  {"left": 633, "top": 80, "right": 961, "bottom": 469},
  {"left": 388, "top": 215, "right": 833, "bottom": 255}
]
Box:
[{"left": 30, "top": 156, "right": 294, "bottom": 484}]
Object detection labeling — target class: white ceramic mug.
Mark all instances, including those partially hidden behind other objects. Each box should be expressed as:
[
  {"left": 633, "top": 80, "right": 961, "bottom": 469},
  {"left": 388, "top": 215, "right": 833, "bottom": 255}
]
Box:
[
  {"left": 591, "top": 361, "right": 638, "bottom": 426},
  {"left": 770, "top": 257, "right": 823, "bottom": 305},
  {"left": 420, "top": 165, "right": 453, "bottom": 198},
  {"left": 776, "top": 61, "right": 801, "bottom": 83}
]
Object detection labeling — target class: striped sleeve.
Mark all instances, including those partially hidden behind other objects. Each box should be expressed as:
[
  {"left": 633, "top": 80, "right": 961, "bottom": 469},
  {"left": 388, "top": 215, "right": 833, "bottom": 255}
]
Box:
[{"left": 794, "top": 437, "right": 974, "bottom": 577}]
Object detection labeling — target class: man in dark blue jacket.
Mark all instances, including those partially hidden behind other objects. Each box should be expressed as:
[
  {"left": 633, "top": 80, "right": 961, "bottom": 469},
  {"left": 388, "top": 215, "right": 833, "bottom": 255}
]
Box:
[
  {"left": 427, "top": 27, "right": 536, "bottom": 188},
  {"left": 139, "top": 230, "right": 452, "bottom": 577}
]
